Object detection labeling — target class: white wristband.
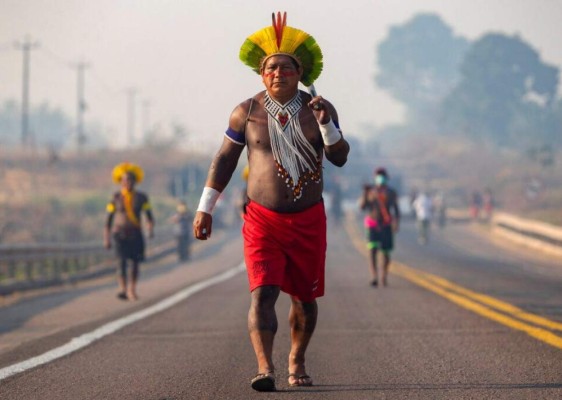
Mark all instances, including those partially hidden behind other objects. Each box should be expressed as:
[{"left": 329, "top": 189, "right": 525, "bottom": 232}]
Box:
[
  {"left": 197, "top": 187, "right": 221, "bottom": 214},
  {"left": 319, "top": 119, "right": 342, "bottom": 146}
]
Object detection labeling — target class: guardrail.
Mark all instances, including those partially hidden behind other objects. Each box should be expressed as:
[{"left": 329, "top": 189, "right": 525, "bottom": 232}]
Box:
[
  {"left": 0, "top": 227, "right": 176, "bottom": 296},
  {"left": 447, "top": 209, "right": 562, "bottom": 257},
  {"left": 409, "top": 207, "right": 562, "bottom": 258},
  {"left": 490, "top": 211, "right": 562, "bottom": 257}
]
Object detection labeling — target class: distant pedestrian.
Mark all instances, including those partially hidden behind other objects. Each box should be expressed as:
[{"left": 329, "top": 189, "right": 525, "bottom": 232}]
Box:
[
  {"left": 469, "top": 190, "right": 482, "bottom": 220},
  {"left": 236, "top": 165, "right": 250, "bottom": 220},
  {"left": 104, "top": 162, "right": 154, "bottom": 301},
  {"left": 170, "top": 200, "right": 192, "bottom": 261},
  {"left": 432, "top": 191, "right": 447, "bottom": 228},
  {"left": 330, "top": 177, "right": 343, "bottom": 225},
  {"left": 359, "top": 167, "right": 400, "bottom": 287},
  {"left": 413, "top": 191, "right": 432, "bottom": 244},
  {"left": 482, "top": 187, "right": 494, "bottom": 221}
]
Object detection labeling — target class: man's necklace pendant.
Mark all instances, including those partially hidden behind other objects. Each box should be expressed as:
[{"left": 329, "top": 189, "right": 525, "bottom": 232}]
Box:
[
  {"left": 264, "top": 92, "right": 301, "bottom": 130},
  {"left": 278, "top": 111, "right": 289, "bottom": 128}
]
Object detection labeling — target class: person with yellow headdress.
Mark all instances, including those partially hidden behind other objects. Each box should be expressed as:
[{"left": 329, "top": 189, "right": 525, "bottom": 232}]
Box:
[
  {"left": 104, "top": 162, "right": 154, "bottom": 301},
  {"left": 193, "top": 12, "right": 349, "bottom": 391},
  {"left": 236, "top": 165, "right": 250, "bottom": 219}
]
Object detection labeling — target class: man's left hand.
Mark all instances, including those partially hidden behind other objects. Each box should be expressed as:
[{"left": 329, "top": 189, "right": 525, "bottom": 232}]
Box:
[{"left": 308, "top": 96, "right": 330, "bottom": 124}]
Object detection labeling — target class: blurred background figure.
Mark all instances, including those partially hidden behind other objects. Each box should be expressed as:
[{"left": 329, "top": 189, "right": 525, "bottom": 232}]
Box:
[
  {"left": 469, "top": 190, "right": 483, "bottom": 221},
  {"left": 330, "top": 176, "right": 343, "bottom": 226},
  {"left": 412, "top": 190, "right": 433, "bottom": 244},
  {"left": 236, "top": 165, "right": 250, "bottom": 220},
  {"left": 432, "top": 190, "right": 447, "bottom": 229},
  {"left": 104, "top": 162, "right": 154, "bottom": 301},
  {"left": 170, "top": 199, "right": 192, "bottom": 262},
  {"left": 482, "top": 187, "right": 494, "bottom": 221}
]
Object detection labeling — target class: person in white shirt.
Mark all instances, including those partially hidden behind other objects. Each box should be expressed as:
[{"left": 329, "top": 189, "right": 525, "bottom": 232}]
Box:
[{"left": 412, "top": 191, "right": 433, "bottom": 244}]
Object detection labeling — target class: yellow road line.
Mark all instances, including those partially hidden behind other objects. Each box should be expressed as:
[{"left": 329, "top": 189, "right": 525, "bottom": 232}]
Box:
[
  {"left": 344, "top": 215, "right": 562, "bottom": 350},
  {"left": 418, "top": 268, "right": 562, "bottom": 332},
  {"left": 392, "top": 265, "right": 562, "bottom": 350}
]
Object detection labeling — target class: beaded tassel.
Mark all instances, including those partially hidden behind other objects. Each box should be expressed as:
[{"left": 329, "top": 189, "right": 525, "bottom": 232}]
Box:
[{"left": 265, "top": 92, "right": 321, "bottom": 200}]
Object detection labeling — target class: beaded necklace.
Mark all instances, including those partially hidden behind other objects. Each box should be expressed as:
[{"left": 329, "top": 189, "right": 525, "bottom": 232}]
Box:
[{"left": 263, "top": 91, "right": 321, "bottom": 200}]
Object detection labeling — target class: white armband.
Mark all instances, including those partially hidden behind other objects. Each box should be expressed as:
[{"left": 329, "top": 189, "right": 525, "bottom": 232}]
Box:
[
  {"left": 197, "top": 187, "right": 221, "bottom": 214},
  {"left": 319, "top": 119, "right": 342, "bottom": 146}
]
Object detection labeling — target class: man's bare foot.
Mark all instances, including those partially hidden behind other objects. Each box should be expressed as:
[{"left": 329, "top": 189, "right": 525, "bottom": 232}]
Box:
[
  {"left": 288, "top": 373, "right": 313, "bottom": 387},
  {"left": 288, "top": 361, "right": 313, "bottom": 387},
  {"left": 127, "top": 292, "right": 138, "bottom": 301}
]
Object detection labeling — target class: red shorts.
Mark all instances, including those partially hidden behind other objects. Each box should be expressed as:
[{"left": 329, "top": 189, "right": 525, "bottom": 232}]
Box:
[{"left": 242, "top": 200, "right": 327, "bottom": 302}]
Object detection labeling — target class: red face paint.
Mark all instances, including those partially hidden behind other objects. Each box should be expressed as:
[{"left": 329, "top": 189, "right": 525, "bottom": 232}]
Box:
[{"left": 279, "top": 70, "right": 298, "bottom": 77}]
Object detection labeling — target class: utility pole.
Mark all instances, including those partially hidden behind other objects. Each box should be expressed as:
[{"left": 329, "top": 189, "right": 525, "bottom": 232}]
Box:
[
  {"left": 126, "top": 88, "right": 137, "bottom": 147},
  {"left": 141, "top": 99, "right": 151, "bottom": 145},
  {"left": 73, "top": 61, "right": 90, "bottom": 151},
  {"left": 14, "top": 36, "right": 39, "bottom": 148}
]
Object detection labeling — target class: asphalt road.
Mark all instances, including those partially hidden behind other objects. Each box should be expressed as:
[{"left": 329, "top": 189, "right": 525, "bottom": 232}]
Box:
[{"left": 0, "top": 216, "right": 561, "bottom": 399}]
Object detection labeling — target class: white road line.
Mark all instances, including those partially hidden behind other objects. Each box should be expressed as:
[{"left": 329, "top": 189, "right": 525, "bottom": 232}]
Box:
[{"left": 0, "top": 262, "right": 245, "bottom": 381}]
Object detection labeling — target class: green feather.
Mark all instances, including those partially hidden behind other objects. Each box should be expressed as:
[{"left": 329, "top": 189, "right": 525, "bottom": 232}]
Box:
[
  {"left": 294, "top": 36, "right": 323, "bottom": 86},
  {"left": 239, "top": 39, "right": 267, "bottom": 74}
]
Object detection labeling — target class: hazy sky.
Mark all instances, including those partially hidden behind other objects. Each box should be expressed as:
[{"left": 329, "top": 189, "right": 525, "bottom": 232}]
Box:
[{"left": 1, "top": 0, "right": 561, "bottom": 151}]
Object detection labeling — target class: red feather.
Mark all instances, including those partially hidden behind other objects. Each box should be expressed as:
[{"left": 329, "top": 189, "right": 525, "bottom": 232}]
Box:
[
  {"left": 271, "top": 11, "right": 287, "bottom": 49},
  {"left": 276, "top": 12, "right": 281, "bottom": 48}
]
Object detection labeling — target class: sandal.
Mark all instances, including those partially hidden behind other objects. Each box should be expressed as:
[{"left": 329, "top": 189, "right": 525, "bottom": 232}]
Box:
[
  {"left": 251, "top": 372, "right": 276, "bottom": 392},
  {"left": 288, "top": 373, "right": 313, "bottom": 387}
]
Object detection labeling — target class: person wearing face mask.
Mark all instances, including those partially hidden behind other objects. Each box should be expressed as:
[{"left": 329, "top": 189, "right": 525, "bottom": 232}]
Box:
[{"left": 359, "top": 167, "right": 400, "bottom": 287}]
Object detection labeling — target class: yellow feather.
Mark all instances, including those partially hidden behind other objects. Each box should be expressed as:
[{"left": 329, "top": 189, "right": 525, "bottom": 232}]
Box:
[
  {"left": 247, "top": 26, "right": 279, "bottom": 55},
  {"left": 279, "top": 27, "right": 310, "bottom": 54}
]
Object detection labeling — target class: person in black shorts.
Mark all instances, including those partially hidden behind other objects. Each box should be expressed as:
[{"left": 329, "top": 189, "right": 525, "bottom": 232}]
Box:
[
  {"left": 104, "top": 162, "right": 154, "bottom": 300},
  {"left": 359, "top": 167, "right": 400, "bottom": 287}
]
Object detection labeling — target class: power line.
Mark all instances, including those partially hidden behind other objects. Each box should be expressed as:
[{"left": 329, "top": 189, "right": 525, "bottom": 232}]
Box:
[
  {"left": 71, "top": 61, "right": 90, "bottom": 151},
  {"left": 126, "top": 87, "right": 138, "bottom": 147},
  {"left": 14, "top": 36, "right": 40, "bottom": 148},
  {"left": 142, "top": 99, "right": 151, "bottom": 145},
  {"left": 8, "top": 37, "right": 151, "bottom": 149},
  {"left": 0, "top": 42, "right": 13, "bottom": 52},
  {"left": 89, "top": 69, "right": 122, "bottom": 98},
  {"left": 39, "top": 45, "right": 73, "bottom": 69}
]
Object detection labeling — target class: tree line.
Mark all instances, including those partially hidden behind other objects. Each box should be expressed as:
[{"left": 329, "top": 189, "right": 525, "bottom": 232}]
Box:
[{"left": 375, "top": 13, "right": 561, "bottom": 155}]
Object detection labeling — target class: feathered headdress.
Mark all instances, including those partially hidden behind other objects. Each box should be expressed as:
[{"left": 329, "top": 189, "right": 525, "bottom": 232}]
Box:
[
  {"left": 112, "top": 162, "right": 144, "bottom": 184},
  {"left": 239, "top": 12, "right": 323, "bottom": 87}
]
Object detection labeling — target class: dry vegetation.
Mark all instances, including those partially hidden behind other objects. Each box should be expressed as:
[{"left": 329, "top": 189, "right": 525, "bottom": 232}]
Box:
[{"left": 0, "top": 147, "right": 211, "bottom": 244}]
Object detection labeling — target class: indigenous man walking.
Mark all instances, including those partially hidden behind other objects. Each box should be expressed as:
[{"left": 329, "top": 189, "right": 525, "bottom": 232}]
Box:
[
  {"left": 193, "top": 12, "right": 350, "bottom": 392},
  {"left": 104, "top": 162, "right": 154, "bottom": 301}
]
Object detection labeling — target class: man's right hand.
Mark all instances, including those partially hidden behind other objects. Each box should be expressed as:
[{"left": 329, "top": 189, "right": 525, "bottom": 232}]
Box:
[{"left": 193, "top": 211, "right": 213, "bottom": 240}]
